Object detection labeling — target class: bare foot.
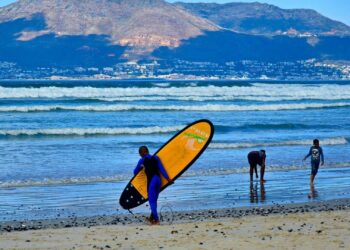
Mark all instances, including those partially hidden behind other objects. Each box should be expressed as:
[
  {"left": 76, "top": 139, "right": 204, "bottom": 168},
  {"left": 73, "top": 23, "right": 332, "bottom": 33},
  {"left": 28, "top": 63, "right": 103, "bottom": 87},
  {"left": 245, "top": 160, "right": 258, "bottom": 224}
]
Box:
[{"left": 151, "top": 220, "right": 160, "bottom": 225}]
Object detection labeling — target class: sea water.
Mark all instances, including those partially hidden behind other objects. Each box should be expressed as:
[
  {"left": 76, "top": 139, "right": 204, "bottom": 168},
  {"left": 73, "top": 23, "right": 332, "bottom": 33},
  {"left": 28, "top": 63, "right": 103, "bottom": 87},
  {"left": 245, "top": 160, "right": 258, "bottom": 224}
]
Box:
[{"left": 1, "top": 80, "right": 350, "bottom": 221}]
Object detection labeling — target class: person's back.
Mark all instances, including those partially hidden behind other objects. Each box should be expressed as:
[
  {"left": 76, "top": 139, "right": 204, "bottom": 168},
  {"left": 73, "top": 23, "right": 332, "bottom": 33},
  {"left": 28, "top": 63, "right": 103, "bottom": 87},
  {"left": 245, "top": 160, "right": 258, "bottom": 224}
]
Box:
[
  {"left": 309, "top": 145, "right": 323, "bottom": 163},
  {"left": 143, "top": 156, "right": 160, "bottom": 185},
  {"left": 247, "top": 150, "right": 266, "bottom": 182}
]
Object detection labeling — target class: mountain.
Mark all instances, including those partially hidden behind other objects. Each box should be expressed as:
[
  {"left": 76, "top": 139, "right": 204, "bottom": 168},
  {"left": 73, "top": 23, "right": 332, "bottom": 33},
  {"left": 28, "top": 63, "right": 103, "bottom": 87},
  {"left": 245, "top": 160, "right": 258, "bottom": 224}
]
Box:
[
  {"left": 176, "top": 2, "right": 350, "bottom": 36},
  {"left": 0, "top": 0, "right": 218, "bottom": 58},
  {"left": 0, "top": 0, "right": 349, "bottom": 79},
  {"left": 153, "top": 30, "right": 350, "bottom": 63}
]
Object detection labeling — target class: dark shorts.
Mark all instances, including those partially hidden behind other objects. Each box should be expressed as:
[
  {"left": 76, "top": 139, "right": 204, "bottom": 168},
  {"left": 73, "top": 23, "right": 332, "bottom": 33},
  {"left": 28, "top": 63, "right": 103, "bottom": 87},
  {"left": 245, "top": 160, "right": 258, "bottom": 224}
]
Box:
[
  {"left": 248, "top": 155, "right": 257, "bottom": 168},
  {"left": 311, "top": 161, "right": 320, "bottom": 175}
]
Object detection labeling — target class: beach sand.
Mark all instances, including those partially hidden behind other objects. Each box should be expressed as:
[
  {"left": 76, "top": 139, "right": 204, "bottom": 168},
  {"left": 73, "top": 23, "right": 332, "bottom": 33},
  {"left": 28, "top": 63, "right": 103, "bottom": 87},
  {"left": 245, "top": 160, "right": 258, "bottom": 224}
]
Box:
[{"left": 1, "top": 201, "right": 349, "bottom": 250}]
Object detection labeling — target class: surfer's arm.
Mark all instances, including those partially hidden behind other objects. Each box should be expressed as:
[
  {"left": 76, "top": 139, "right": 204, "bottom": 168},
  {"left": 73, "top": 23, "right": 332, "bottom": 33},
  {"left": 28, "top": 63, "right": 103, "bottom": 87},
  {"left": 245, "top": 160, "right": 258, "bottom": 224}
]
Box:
[
  {"left": 320, "top": 147, "right": 324, "bottom": 164},
  {"left": 133, "top": 158, "right": 144, "bottom": 175},
  {"left": 303, "top": 148, "right": 312, "bottom": 160},
  {"left": 155, "top": 156, "right": 171, "bottom": 181}
]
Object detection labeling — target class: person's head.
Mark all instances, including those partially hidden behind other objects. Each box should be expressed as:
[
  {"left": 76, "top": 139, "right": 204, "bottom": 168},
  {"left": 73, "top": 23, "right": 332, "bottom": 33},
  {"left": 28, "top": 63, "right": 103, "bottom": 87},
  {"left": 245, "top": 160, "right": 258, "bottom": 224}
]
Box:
[
  {"left": 313, "top": 139, "right": 319, "bottom": 147},
  {"left": 260, "top": 149, "right": 266, "bottom": 158},
  {"left": 138, "top": 146, "right": 149, "bottom": 157}
]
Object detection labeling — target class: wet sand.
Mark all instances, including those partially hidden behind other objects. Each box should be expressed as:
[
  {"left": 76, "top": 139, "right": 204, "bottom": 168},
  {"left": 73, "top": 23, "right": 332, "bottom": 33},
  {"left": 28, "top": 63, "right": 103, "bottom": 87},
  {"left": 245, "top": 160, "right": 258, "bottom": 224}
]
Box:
[{"left": 1, "top": 199, "right": 349, "bottom": 249}]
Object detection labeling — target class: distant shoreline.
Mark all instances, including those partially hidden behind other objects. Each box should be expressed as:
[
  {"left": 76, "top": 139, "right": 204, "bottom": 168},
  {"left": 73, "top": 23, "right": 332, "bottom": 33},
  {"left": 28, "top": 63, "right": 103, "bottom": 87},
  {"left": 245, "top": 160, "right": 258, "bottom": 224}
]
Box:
[{"left": 1, "top": 78, "right": 350, "bottom": 84}]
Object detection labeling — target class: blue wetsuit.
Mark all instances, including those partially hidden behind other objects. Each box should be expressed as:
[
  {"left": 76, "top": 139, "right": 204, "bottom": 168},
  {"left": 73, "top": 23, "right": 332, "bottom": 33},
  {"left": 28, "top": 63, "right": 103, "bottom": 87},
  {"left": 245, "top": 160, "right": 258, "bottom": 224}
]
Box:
[
  {"left": 134, "top": 154, "right": 169, "bottom": 221},
  {"left": 305, "top": 146, "right": 324, "bottom": 175}
]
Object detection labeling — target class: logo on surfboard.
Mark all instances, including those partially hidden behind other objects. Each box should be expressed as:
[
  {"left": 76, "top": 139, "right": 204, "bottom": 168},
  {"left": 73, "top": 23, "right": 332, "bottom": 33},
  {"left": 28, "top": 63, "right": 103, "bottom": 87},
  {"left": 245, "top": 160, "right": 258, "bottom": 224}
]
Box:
[{"left": 184, "top": 132, "right": 206, "bottom": 143}]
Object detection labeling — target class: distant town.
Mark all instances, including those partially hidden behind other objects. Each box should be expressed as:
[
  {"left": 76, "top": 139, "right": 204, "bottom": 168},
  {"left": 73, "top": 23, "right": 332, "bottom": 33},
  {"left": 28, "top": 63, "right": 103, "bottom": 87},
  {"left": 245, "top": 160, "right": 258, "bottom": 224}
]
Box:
[{"left": 1, "top": 59, "right": 349, "bottom": 81}]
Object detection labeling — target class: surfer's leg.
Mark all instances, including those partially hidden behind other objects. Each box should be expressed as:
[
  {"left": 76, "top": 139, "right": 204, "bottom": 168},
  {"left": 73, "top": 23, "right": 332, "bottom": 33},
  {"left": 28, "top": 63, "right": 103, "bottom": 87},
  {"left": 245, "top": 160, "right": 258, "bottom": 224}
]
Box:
[
  {"left": 260, "top": 164, "right": 266, "bottom": 182},
  {"left": 310, "top": 161, "right": 319, "bottom": 185},
  {"left": 148, "top": 176, "right": 161, "bottom": 222},
  {"left": 248, "top": 158, "right": 255, "bottom": 181},
  {"left": 248, "top": 154, "right": 257, "bottom": 181}
]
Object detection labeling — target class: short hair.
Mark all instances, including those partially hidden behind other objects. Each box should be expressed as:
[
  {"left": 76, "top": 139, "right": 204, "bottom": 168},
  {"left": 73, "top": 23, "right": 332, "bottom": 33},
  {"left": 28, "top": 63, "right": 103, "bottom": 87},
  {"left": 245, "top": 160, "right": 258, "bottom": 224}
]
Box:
[
  {"left": 313, "top": 139, "right": 319, "bottom": 145},
  {"left": 139, "top": 146, "right": 149, "bottom": 154}
]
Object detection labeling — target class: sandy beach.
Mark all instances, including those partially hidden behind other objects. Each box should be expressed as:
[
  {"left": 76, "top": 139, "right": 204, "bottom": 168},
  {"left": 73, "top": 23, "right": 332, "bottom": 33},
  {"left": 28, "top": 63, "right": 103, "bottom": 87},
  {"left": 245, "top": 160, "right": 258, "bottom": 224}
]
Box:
[{"left": 1, "top": 200, "right": 349, "bottom": 250}]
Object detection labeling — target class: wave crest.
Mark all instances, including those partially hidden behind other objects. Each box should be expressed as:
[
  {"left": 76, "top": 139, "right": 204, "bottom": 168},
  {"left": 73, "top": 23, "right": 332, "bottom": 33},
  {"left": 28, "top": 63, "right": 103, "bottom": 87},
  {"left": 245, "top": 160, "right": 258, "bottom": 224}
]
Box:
[
  {"left": 1, "top": 84, "right": 350, "bottom": 101},
  {"left": 1, "top": 102, "right": 349, "bottom": 112},
  {"left": 2, "top": 162, "right": 349, "bottom": 188},
  {"left": 209, "top": 137, "right": 348, "bottom": 149},
  {"left": 0, "top": 126, "right": 184, "bottom": 137}
]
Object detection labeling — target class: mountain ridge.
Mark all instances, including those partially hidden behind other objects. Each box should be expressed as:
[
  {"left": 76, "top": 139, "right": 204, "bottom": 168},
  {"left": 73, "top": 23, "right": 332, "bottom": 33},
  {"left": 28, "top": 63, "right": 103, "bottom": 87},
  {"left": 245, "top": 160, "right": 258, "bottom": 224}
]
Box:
[
  {"left": 175, "top": 2, "right": 350, "bottom": 36},
  {"left": 0, "top": 0, "right": 349, "bottom": 77},
  {"left": 0, "top": 0, "right": 219, "bottom": 58}
]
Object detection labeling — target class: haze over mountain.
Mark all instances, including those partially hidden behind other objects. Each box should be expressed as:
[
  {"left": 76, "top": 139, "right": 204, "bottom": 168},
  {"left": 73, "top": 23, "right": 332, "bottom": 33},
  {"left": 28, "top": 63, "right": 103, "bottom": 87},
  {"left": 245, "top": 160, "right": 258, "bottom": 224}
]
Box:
[
  {"left": 0, "top": 0, "right": 218, "bottom": 58},
  {"left": 176, "top": 2, "right": 350, "bottom": 36},
  {"left": 0, "top": 0, "right": 349, "bottom": 74}
]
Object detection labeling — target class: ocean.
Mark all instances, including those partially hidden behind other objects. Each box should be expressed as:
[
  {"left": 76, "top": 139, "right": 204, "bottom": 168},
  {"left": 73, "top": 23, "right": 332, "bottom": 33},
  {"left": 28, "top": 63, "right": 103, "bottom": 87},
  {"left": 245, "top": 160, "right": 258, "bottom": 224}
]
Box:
[{"left": 1, "top": 80, "right": 350, "bottom": 221}]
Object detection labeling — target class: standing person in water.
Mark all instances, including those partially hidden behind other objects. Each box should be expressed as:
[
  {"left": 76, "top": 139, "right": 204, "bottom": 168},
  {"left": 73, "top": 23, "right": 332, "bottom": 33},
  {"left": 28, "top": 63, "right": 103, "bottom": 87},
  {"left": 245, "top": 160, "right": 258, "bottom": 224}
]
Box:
[
  {"left": 247, "top": 150, "right": 266, "bottom": 183},
  {"left": 303, "top": 139, "right": 324, "bottom": 186},
  {"left": 133, "top": 146, "right": 172, "bottom": 225}
]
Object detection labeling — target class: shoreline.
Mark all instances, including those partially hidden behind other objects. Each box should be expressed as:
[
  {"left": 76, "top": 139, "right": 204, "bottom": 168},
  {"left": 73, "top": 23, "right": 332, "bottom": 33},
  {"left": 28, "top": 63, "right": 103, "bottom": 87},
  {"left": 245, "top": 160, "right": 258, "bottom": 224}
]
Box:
[
  {"left": 1, "top": 79, "right": 350, "bottom": 83},
  {"left": 1, "top": 198, "right": 349, "bottom": 233},
  {"left": 1, "top": 200, "right": 349, "bottom": 250},
  {"left": 2, "top": 167, "right": 350, "bottom": 224}
]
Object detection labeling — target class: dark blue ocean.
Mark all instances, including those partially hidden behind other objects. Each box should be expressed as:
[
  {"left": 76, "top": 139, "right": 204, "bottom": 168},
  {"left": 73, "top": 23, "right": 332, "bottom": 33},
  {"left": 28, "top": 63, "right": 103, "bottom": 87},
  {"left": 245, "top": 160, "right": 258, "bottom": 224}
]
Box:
[{"left": 1, "top": 80, "right": 350, "bottom": 221}]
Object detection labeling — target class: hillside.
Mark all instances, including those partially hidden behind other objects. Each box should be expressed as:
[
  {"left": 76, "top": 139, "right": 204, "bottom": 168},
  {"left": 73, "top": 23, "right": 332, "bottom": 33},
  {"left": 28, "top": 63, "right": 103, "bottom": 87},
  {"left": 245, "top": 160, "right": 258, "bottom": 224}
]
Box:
[
  {"left": 176, "top": 2, "right": 350, "bottom": 36},
  {"left": 0, "top": 0, "right": 219, "bottom": 58},
  {"left": 0, "top": 0, "right": 349, "bottom": 78}
]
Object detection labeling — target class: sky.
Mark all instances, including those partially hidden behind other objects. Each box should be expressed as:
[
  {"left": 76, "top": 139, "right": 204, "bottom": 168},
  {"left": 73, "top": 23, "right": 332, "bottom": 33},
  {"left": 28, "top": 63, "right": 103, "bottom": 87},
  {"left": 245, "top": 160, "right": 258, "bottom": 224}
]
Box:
[{"left": 0, "top": 0, "right": 349, "bottom": 25}]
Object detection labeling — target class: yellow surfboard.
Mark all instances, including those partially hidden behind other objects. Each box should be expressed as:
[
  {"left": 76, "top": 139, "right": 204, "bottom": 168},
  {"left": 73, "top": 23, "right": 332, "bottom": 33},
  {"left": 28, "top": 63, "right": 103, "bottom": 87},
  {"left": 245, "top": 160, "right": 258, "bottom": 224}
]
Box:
[{"left": 119, "top": 119, "right": 214, "bottom": 209}]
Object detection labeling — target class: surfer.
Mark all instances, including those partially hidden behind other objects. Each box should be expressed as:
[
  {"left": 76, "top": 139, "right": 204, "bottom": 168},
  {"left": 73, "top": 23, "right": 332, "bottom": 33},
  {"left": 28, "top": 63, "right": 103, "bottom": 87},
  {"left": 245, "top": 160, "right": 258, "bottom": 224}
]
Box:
[
  {"left": 134, "top": 146, "right": 172, "bottom": 225},
  {"left": 247, "top": 150, "right": 266, "bottom": 183},
  {"left": 303, "top": 139, "right": 324, "bottom": 186}
]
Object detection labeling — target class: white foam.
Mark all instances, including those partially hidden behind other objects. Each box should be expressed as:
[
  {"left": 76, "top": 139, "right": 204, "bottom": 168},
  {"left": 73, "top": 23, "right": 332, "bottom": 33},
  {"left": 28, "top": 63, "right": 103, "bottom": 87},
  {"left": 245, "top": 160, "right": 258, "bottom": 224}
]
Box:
[
  {"left": 3, "top": 162, "right": 349, "bottom": 188},
  {"left": 1, "top": 83, "right": 350, "bottom": 101},
  {"left": 209, "top": 137, "right": 348, "bottom": 149},
  {"left": 0, "top": 175, "right": 129, "bottom": 188},
  {"left": 186, "top": 162, "right": 350, "bottom": 177},
  {"left": 0, "top": 126, "right": 184, "bottom": 136},
  {"left": 1, "top": 102, "right": 349, "bottom": 112}
]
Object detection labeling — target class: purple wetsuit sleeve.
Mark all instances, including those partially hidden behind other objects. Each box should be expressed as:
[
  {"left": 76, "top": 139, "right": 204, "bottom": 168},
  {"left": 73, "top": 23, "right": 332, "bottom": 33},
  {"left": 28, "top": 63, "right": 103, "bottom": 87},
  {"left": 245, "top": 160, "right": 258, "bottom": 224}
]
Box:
[
  {"left": 155, "top": 156, "right": 169, "bottom": 179},
  {"left": 320, "top": 147, "right": 324, "bottom": 162},
  {"left": 133, "top": 158, "right": 144, "bottom": 175}
]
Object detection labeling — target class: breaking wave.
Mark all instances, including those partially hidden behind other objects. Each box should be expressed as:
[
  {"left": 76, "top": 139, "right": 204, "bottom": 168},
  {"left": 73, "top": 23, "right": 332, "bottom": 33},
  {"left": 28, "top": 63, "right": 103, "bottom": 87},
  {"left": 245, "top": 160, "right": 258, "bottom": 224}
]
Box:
[
  {"left": 0, "top": 126, "right": 184, "bottom": 137},
  {"left": 1, "top": 84, "right": 350, "bottom": 101},
  {"left": 1, "top": 102, "right": 349, "bottom": 112},
  {"left": 2, "top": 162, "right": 349, "bottom": 188},
  {"left": 0, "top": 175, "right": 129, "bottom": 188},
  {"left": 209, "top": 137, "right": 348, "bottom": 149}
]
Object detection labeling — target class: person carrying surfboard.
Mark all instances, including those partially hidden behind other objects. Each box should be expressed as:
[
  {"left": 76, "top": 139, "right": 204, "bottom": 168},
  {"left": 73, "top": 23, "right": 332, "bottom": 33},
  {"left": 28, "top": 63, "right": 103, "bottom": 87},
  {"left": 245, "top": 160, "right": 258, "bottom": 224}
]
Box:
[
  {"left": 133, "top": 146, "right": 172, "bottom": 225},
  {"left": 303, "top": 139, "right": 324, "bottom": 186},
  {"left": 247, "top": 150, "right": 266, "bottom": 183}
]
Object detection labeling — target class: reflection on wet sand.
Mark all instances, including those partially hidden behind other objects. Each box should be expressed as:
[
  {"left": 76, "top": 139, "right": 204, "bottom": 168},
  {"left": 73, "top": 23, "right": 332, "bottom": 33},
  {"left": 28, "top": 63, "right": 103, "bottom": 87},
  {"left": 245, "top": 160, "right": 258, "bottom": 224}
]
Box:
[
  {"left": 308, "top": 184, "right": 318, "bottom": 199},
  {"left": 249, "top": 181, "right": 266, "bottom": 203}
]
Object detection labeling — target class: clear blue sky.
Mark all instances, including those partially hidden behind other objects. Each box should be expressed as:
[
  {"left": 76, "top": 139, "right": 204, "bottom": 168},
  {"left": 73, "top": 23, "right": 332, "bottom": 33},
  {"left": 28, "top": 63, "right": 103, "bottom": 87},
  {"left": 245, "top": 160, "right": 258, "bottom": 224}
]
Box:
[{"left": 1, "top": 0, "right": 349, "bottom": 25}]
